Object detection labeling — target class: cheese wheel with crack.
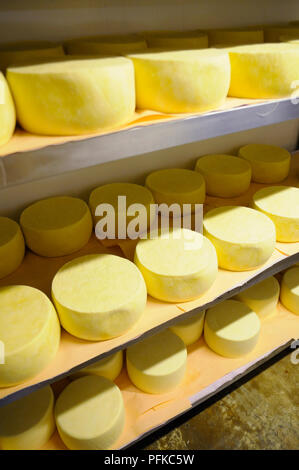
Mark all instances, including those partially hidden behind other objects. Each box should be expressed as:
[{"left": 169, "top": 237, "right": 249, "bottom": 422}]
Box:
[
  {"left": 20, "top": 196, "right": 92, "bottom": 257},
  {"left": 208, "top": 28, "right": 264, "bottom": 46},
  {"left": 126, "top": 329, "right": 187, "bottom": 394},
  {"left": 0, "top": 385, "right": 55, "bottom": 450},
  {"left": 204, "top": 299, "right": 261, "bottom": 357},
  {"left": 0, "top": 72, "right": 16, "bottom": 147},
  {"left": 235, "top": 276, "right": 280, "bottom": 319},
  {"left": 170, "top": 310, "right": 205, "bottom": 346},
  {"left": 7, "top": 57, "right": 135, "bottom": 135},
  {"left": 55, "top": 375, "right": 125, "bottom": 450},
  {"left": 65, "top": 34, "right": 147, "bottom": 55},
  {"left": 0, "top": 217, "right": 25, "bottom": 279},
  {"left": 0, "top": 285, "right": 60, "bottom": 387},
  {"left": 144, "top": 31, "right": 208, "bottom": 49},
  {"left": 238, "top": 144, "right": 291, "bottom": 183},
  {"left": 253, "top": 186, "right": 299, "bottom": 242},
  {"left": 52, "top": 254, "right": 147, "bottom": 340},
  {"left": 280, "top": 267, "right": 299, "bottom": 315},
  {"left": 71, "top": 350, "right": 123, "bottom": 381},
  {"left": 203, "top": 206, "right": 276, "bottom": 271}
]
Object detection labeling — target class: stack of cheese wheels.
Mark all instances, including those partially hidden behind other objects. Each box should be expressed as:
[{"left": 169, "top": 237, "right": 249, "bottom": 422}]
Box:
[
  {"left": 134, "top": 228, "right": 218, "bottom": 302},
  {"left": 0, "top": 285, "right": 60, "bottom": 387},
  {"left": 0, "top": 385, "right": 55, "bottom": 450},
  {"left": 227, "top": 43, "right": 299, "bottom": 99},
  {"left": 238, "top": 144, "right": 291, "bottom": 183},
  {"left": 170, "top": 310, "right": 205, "bottom": 346},
  {"left": 208, "top": 28, "right": 264, "bottom": 46},
  {"left": 65, "top": 34, "right": 147, "bottom": 55},
  {"left": 55, "top": 376, "right": 125, "bottom": 450},
  {"left": 89, "top": 182, "right": 154, "bottom": 241},
  {"left": 0, "top": 217, "right": 25, "bottom": 279},
  {"left": 20, "top": 196, "right": 92, "bottom": 257},
  {"left": 280, "top": 267, "right": 299, "bottom": 315},
  {"left": 203, "top": 206, "right": 276, "bottom": 271},
  {"left": 127, "top": 49, "right": 230, "bottom": 113},
  {"left": 253, "top": 186, "right": 299, "bottom": 242},
  {"left": 0, "top": 72, "right": 16, "bottom": 147},
  {"left": 71, "top": 351, "right": 123, "bottom": 381},
  {"left": 7, "top": 57, "right": 135, "bottom": 135},
  {"left": 236, "top": 276, "right": 280, "bottom": 319},
  {"left": 264, "top": 26, "right": 299, "bottom": 42},
  {"left": 126, "top": 329, "right": 187, "bottom": 394},
  {"left": 0, "top": 41, "right": 64, "bottom": 70},
  {"left": 195, "top": 154, "right": 252, "bottom": 197},
  {"left": 143, "top": 30, "right": 208, "bottom": 49},
  {"left": 204, "top": 299, "right": 261, "bottom": 357},
  {"left": 52, "top": 254, "right": 147, "bottom": 340}
]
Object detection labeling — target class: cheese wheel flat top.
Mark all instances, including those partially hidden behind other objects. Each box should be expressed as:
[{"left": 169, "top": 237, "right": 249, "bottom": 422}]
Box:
[
  {"left": 238, "top": 144, "right": 291, "bottom": 165},
  {"left": 196, "top": 154, "right": 251, "bottom": 176},
  {"left": 204, "top": 206, "right": 275, "bottom": 244},
  {"left": 128, "top": 48, "right": 228, "bottom": 62},
  {"left": 145, "top": 168, "right": 205, "bottom": 198},
  {"left": 253, "top": 186, "right": 299, "bottom": 218},
  {"left": 89, "top": 182, "right": 154, "bottom": 213},
  {"left": 0, "top": 217, "right": 20, "bottom": 246}
]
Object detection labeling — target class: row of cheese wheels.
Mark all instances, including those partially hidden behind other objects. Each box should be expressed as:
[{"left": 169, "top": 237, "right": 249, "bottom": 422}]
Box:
[{"left": 0, "top": 268, "right": 298, "bottom": 450}]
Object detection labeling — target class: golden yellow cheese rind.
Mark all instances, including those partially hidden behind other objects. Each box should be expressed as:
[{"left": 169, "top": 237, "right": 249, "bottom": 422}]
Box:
[
  {"left": 65, "top": 34, "right": 147, "bottom": 55},
  {"left": 208, "top": 28, "right": 264, "bottom": 46},
  {"left": 144, "top": 31, "right": 208, "bottom": 49},
  {"left": 0, "top": 217, "right": 25, "bottom": 279},
  {"left": 264, "top": 26, "right": 299, "bottom": 43},
  {"left": 71, "top": 350, "right": 123, "bottom": 381},
  {"left": 280, "top": 267, "right": 299, "bottom": 315},
  {"left": 236, "top": 276, "right": 280, "bottom": 319},
  {"left": 0, "top": 45, "right": 64, "bottom": 70},
  {"left": 0, "top": 72, "right": 16, "bottom": 146},
  {"left": 170, "top": 310, "right": 205, "bottom": 346}
]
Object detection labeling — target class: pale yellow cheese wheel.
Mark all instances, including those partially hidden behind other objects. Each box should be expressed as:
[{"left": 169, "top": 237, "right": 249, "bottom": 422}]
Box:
[
  {"left": 0, "top": 217, "right": 25, "bottom": 279},
  {"left": 135, "top": 228, "right": 217, "bottom": 302},
  {"left": 7, "top": 57, "right": 135, "bottom": 135},
  {"left": 52, "top": 254, "right": 147, "bottom": 340},
  {"left": 65, "top": 34, "right": 147, "bottom": 55},
  {"left": 204, "top": 299, "right": 261, "bottom": 357},
  {"left": 55, "top": 375, "right": 125, "bottom": 450},
  {"left": 235, "top": 276, "right": 280, "bottom": 319},
  {"left": 280, "top": 267, "right": 299, "bottom": 315},
  {"left": 0, "top": 285, "right": 60, "bottom": 387},
  {"left": 71, "top": 350, "right": 123, "bottom": 381},
  {"left": 20, "top": 196, "right": 92, "bottom": 257},
  {"left": 170, "top": 310, "right": 205, "bottom": 346},
  {"left": 126, "top": 329, "right": 187, "bottom": 394},
  {"left": 203, "top": 206, "right": 276, "bottom": 271},
  {"left": 208, "top": 28, "right": 264, "bottom": 46},
  {"left": 253, "top": 186, "right": 299, "bottom": 242},
  {"left": 228, "top": 43, "right": 299, "bottom": 98},
  {"left": 0, "top": 44, "right": 64, "bottom": 70},
  {"left": 0, "top": 72, "right": 16, "bottom": 147},
  {"left": 145, "top": 168, "right": 206, "bottom": 210},
  {"left": 264, "top": 26, "right": 299, "bottom": 43},
  {"left": 238, "top": 144, "right": 291, "bottom": 183},
  {"left": 127, "top": 49, "right": 230, "bottom": 113},
  {"left": 0, "top": 385, "right": 55, "bottom": 450},
  {"left": 144, "top": 31, "right": 208, "bottom": 49}
]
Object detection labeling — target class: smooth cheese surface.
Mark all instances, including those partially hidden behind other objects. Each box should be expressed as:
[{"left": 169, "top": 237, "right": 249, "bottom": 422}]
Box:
[
  {"left": 126, "top": 329, "right": 187, "bottom": 394},
  {"left": 65, "top": 34, "right": 147, "bottom": 55},
  {"left": 52, "top": 254, "right": 147, "bottom": 340},
  {"left": 135, "top": 228, "right": 218, "bottom": 302},
  {"left": 280, "top": 267, "right": 299, "bottom": 315},
  {"left": 0, "top": 72, "right": 16, "bottom": 147},
  {"left": 0, "top": 285, "right": 60, "bottom": 387},
  {"left": 203, "top": 206, "right": 276, "bottom": 271},
  {"left": 228, "top": 43, "right": 299, "bottom": 99},
  {"left": 238, "top": 144, "right": 291, "bottom": 183},
  {"left": 144, "top": 31, "right": 208, "bottom": 49},
  {"left": 204, "top": 299, "right": 261, "bottom": 358},
  {"left": 55, "top": 375, "right": 125, "bottom": 450},
  {"left": 0, "top": 217, "right": 25, "bottom": 279},
  {"left": 127, "top": 49, "right": 231, "bottom": 113},
  {"left": 20, "top": 196, "right": 92, "bottom": 257},
  {"left": 0, "top": 385, "right": 55, "bottom": 450},
  {"left": 236, "top": 276, "right": 280, "bottom": 319},
  {"left": 208, "top": 28, "right": 264, "bottom": 46},
  {"left": 0, "top": 45, "right": 64, "bottom": 70},
  {"left": 71, "top": 350, "right": 123, "bottom": 381},
  {"left": 195, "top": 154, "right": 252, "bottom": 197},
  {"left": 7, "top": 57, "right": 135, "bottom": 135},
  {"left": 253, "top": 186, "right": 299, "bottom": 242},
  {"left": 170, "top": 310, "right": 205, "bottom": 346}
]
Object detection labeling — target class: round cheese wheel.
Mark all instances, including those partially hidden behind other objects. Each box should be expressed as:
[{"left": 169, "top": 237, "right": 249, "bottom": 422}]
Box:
[
  {"left": 264, "top": 26, "right": 299, "bottom": 43},
  {"left": 144, "top": 31, "right": 208, "bottom": 49},
  {"left": 20, "top": 196, "right": 92, "bottom": 257},
  {"left": 208, "top": 28, "right": 264, "bottom": 46},
  {"left": 195, "top": 154, "right": 252, "bottom": 198},
  {"left": 0, "top": 44, "right": 64, "bottom": 70},
  {"left": 204, "top": 299, "right": 261, "bottom": 357},
  {"left": 126, "top": 329, "right": 187, "bottom": 394},
  {"left": 280, "top": 267, "right": 299, "bottom": 315},
  {"left": 6, "top": 57, "right": 135, "bottom": 135},
  {"left": 253, "top": 186, "right": 299, "bottom": 242},
  {"left": 135, "top": 228, "right": 218, "bottom": 302},
  {"left": 52, "top": 254, "right": 147, "bottom": 340},
  {"left": 170, "top": 310, "right": 205, "bottom": 346},
  {"left": 145, "top": 168, "right": 206, "bottom": 210},
  {"left": 0, "top": 72, "right": 16, "bottom": 147},
  {"left": 235, "top": 276, "right": 280, "bottom": 319},
  {"left": 0, "top": 385, "right": 55, "bottom": 450},
  {"left": 0, "top": 217, "right": 25, "bottom": 279},
  {"left": 55, "top": 375, "right": 125, "bottom": 450},
  {"left": 65, "top": 34, "right": 147, "bottom": 55},
  {"left": 238, "top": 144, "right": 291, "bottom": 183},
  {"left": 0, "top": 285, "right": 60, "bottom": 387},
  {"left": 228, "top": 43, "right": 299, "bottom": 99},
  {"left": 71, "top": 350, "right": 123, "bottom": 381},
  {"left": 203, "top": 206, "right": 276, "bottom": 271},
  {"left": 127, "top": 49, "right": 230, "bottom": 113}
]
